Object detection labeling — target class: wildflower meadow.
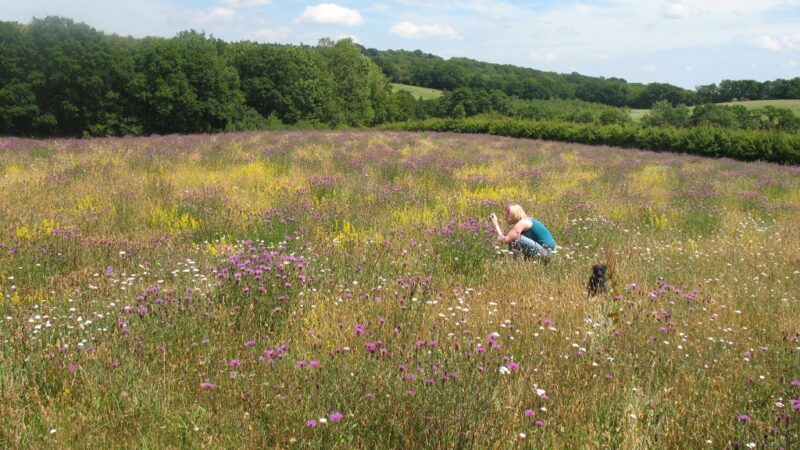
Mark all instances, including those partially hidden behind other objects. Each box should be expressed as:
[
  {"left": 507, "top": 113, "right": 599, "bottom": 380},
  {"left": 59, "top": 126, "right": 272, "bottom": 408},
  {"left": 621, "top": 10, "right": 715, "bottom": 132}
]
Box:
[{"left": 0, "top": 131, "right": 798, "bottom": 448}]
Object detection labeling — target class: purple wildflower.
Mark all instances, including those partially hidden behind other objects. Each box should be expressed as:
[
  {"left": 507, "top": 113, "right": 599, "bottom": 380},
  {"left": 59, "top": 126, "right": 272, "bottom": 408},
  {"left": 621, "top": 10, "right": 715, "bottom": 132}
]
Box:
[{"left": 329, "top": 411, "right": 344, "bottom": 423}]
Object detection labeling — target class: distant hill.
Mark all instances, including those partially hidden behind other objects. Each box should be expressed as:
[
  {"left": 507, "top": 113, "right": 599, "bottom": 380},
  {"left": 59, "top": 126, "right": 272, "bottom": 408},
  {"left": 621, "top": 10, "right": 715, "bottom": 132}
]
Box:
[
  {"left": 719, "top": 99, "right": 800, "bottom": 114},
  {"left": 364, "top": 48, "right": 800, "bottom": 109},
  {"left": 630, "top": 99, "right": 800, "bottom": 121}
]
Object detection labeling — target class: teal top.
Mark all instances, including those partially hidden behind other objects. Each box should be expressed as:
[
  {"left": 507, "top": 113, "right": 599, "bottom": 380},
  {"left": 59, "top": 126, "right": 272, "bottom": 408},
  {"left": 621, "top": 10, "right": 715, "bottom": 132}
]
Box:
[{"left": 522, "top": 219, "right": 556, "bottom": 249}]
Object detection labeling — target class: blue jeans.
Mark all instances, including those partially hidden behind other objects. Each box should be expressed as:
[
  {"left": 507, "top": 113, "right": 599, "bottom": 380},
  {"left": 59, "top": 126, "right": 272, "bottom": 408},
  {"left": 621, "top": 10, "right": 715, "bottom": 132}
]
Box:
[{"left": 509, "top": 236, "right": 554, "bottom": 261}]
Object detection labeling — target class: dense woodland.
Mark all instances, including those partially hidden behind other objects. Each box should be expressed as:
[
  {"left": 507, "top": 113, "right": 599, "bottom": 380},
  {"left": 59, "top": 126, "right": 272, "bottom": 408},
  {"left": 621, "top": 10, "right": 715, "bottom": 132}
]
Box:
[{"left": 1, "top": 17, "right": 800, "bottom": 139}]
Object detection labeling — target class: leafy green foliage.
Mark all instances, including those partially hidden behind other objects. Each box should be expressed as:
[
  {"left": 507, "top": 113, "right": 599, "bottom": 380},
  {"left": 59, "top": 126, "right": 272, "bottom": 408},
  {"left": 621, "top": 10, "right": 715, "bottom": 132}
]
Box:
[
  {"left": 641, "top": 101, "right": 691, "bottom": 128},
  {"left": 0, "top": 18, "right": 402, "bottom": 136},
  {"left": 2, "top": 14, "right": 799, "bottom": 155}
]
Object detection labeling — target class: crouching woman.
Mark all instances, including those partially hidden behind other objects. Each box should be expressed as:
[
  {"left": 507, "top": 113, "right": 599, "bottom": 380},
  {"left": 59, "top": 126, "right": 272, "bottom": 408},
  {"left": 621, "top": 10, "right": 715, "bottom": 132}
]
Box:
[{"left": 490, "top": 204, "right": 556, "bottom": 261}]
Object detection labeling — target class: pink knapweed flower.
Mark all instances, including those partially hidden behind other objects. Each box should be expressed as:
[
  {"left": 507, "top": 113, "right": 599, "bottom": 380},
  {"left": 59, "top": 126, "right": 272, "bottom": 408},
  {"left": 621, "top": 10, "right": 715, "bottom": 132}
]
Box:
[{"left": 329, "top": 411, "right": 343, "bottom": 423}]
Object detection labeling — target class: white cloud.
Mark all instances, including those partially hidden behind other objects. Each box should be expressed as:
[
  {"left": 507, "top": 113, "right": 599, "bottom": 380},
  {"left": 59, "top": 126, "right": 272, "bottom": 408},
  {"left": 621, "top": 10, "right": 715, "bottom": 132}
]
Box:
[
  {"left": 390, "top": 21, "right": 460, "bottom": 39},
  {"left": 755, "top": 36, "right": 782, "bottom": 51},
  {"left": 397, "top": 0, "right": 521, "bottom": 19},
  {"left": 220, "top": 0, "right": 271, "bottom": 7},
  {"left": 660, "top": 2, "right": 698, "bottom": 19},
  {"left": 254, "top": 27, "right": 290, "bottom": 41},
  {"left": 783, "top": 33, "right": 800, "bottom": 50},
  {"left": 530, "top": 50, "right": 557, "bottom": 62},
  {"left": 294, "top": 3, "right": 364, "bottom": 26},
  {"left": 193, "top": 8, "right": 236, "bottom": 25},
  {"left": 643, "top": 65, "right": 657, "bottom": 72}
]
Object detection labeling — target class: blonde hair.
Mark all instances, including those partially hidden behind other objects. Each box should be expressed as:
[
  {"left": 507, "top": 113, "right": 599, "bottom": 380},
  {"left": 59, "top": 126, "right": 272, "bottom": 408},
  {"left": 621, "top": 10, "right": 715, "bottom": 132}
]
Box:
[{"left": 504, "top": 203, "right": 527, "bottom": 224}]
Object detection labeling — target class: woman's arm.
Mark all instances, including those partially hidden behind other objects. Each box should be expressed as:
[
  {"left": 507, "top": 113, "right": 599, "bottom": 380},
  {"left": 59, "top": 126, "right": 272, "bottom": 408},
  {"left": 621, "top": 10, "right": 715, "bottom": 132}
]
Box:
[{"left": 490, "top": 215, "right": 526, "bottom": 244}]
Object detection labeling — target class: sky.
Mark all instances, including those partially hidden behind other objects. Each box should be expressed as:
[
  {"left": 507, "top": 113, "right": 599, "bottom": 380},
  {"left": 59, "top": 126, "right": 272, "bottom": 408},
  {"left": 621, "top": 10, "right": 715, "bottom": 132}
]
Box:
[{"left": 3, "top": 0, "right": 800, "bottom": 89}]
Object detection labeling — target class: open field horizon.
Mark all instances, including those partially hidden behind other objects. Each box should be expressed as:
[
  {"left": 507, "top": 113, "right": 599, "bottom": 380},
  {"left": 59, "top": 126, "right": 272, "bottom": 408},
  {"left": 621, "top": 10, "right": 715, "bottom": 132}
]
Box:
[
  {"left": 1, "top": 131, "right": 798, "bottom": 448},
  {"left": 630, "top": 99, "right": 800, "bottom": 121}
]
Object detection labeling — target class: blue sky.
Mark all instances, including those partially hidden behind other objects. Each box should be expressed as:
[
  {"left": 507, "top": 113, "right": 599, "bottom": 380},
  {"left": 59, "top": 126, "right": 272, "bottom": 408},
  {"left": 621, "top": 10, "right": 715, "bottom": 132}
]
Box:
[{"left": 3, "top": 0, "right": 800, "bottom": 88}]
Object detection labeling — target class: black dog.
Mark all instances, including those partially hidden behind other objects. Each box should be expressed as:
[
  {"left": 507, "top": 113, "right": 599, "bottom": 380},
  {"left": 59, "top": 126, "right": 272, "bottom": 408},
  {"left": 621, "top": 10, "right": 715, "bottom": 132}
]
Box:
[{"left": 587, "top": 264, "right": 607, "bottom": 297}]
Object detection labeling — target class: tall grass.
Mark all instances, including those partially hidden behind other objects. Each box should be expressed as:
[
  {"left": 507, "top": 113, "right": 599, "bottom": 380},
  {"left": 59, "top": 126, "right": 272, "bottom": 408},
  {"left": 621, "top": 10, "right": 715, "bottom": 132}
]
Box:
[{"left": 0, "top": 131, "right": 798, "bottom": 448}]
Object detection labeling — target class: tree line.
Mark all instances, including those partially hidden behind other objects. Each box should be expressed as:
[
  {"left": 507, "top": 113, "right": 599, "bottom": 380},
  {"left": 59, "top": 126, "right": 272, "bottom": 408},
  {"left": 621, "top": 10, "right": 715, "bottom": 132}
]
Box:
[
  {"left": 1, "top": 17, "right": 799, "bottom": 138},
  {"left": 0, "top": 17, "right": 414, "bottom": 137},
  {"left": 368, "top": 49, "right": 800, "bottom": 108}
]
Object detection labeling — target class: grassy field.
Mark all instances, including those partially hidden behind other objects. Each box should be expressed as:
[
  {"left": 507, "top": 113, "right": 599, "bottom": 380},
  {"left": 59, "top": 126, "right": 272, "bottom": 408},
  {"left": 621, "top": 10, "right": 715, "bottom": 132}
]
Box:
[
  {"left": 390, "top": 83, "right": 443, "bottom": 100},
  {"left": 630, "top": 99, "right": 800, "bottom": 120},
  {"left": 1, "top": 132, "right": 799, "bottom": 448},
  {"left": 630, "top": 109, "right": 651, "bottom": 121},
  {"left": 719, "top": 99, "right": 800, "bottom": 114}
]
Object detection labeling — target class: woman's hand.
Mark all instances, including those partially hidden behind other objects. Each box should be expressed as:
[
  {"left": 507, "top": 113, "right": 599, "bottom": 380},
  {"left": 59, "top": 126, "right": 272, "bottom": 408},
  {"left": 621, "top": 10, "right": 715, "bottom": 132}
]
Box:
[{"left": 489, "top": 213, "right": 498, "bottom": 223}]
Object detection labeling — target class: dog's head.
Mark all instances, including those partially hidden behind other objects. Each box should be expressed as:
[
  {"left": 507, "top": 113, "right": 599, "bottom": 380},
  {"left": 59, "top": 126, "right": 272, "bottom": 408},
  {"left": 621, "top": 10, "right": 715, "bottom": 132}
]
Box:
[{"left": 592, "top": 264, "right": 607, "bottom": 278}]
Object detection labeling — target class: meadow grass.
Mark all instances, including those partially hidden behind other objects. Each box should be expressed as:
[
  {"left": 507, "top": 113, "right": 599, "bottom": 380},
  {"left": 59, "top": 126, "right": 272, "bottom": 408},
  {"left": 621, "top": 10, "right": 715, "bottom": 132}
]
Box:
[
  {"left": 718, "top": 99, "right": 800, "bottom": 115},
  {"left": 629, "top": 109, "right": 651, "bottom": 121},
  {"left": 0, "top": 132, "right": 798, "bottom": 449},
  {"left": 390, "top": 83, "right": 444, "bottom": 100}
]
